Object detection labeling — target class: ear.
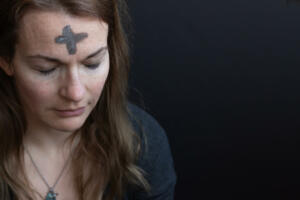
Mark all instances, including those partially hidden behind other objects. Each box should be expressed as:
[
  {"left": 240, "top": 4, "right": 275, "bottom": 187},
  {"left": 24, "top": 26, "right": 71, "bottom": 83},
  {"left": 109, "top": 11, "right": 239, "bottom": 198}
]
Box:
[{"left": 0, "top": 57, "right": 14, "bottom": 76}]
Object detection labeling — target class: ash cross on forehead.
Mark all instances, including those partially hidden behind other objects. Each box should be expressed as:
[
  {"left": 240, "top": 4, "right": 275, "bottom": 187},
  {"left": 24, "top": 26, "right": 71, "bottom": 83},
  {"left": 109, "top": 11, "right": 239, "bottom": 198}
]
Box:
[{"left": 55, "top": 25, "right": 88, "bottom": 55}]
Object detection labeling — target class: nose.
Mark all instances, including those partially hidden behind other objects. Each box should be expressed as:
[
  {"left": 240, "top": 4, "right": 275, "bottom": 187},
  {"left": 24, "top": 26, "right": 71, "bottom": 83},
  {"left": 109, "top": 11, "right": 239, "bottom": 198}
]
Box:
[{"left": 59, "top": 69, "right": 85, "bottom": 102}]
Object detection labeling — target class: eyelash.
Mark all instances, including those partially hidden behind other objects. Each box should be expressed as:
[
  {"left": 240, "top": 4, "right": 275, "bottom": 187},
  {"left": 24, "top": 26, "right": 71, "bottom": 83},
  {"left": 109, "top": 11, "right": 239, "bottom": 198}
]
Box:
[
  {"left": 39, "top": 68, "right": 56, "bottom": 76},
  {"left": 85, "top": 63, "right": 100, "bottom": 69},
  {"left": 38, "top": 63, "right": 100, "bottom": 76}
]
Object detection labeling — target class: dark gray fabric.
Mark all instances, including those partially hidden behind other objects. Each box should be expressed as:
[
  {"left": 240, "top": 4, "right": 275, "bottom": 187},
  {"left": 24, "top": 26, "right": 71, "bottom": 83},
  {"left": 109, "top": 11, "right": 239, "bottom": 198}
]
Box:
[{"left": 125, "top": 103, "right": 177, "bottom": 200}]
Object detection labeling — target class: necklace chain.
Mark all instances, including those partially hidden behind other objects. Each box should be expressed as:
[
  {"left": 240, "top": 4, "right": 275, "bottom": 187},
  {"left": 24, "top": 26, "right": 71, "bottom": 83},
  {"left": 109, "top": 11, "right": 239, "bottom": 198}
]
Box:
[{"left": 25, "top": 147, "right": 74, "bottom": 198}]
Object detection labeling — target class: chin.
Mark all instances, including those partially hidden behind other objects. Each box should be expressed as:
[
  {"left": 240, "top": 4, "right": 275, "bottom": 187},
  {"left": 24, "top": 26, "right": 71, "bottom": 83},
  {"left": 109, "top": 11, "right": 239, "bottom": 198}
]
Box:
[
  {"left": 54, "top": 126, "right": 82, "bottom": 133},
  {"left": 50, "top": 118, "right": 87, "bottom": 132}
]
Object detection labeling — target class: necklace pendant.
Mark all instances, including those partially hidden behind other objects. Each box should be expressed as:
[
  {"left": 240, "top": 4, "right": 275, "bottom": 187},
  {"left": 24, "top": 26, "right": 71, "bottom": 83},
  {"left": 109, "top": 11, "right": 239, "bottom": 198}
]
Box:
[{"left": 45, "top": 190, "right": 57, "bottom": 200}]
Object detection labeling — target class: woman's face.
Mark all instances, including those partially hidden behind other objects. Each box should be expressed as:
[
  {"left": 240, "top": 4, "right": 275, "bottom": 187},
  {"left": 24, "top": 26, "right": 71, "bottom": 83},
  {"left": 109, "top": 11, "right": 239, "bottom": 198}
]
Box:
[{"left": 7, "top": 10, "right": 110, "bottom": 133}]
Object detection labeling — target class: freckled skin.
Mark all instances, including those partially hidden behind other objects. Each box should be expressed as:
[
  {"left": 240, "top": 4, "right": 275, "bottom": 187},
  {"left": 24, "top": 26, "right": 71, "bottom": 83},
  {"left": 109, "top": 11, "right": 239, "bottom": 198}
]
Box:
[{"left": 10, "top": 10, "right": 110, "bottom": 133}]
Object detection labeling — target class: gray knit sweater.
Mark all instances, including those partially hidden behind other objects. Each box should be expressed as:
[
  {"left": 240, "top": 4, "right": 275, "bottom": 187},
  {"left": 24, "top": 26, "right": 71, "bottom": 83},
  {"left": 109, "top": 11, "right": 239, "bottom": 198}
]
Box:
[{"left": 123, "top": 103, "right": 177, "bottom": 200}]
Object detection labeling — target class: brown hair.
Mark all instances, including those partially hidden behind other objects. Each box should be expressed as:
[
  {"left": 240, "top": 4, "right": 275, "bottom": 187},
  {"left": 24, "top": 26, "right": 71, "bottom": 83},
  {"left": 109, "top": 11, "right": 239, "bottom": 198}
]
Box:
[{"left": 0, "top": 0, "right": 148, "bottom": 199}]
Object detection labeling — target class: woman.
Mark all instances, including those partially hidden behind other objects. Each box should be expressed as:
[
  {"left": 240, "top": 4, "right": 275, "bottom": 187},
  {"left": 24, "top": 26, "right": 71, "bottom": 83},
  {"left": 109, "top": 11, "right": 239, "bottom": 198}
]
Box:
[{"left": 0, "top": 0, "right": 176, "bottom": 199}]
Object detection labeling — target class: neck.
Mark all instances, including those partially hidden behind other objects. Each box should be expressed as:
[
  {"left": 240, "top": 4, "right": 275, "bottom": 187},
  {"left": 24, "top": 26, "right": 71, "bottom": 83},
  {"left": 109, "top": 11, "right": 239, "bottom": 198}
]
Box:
[{"left": 23, "top": 127, "right": 80, "bottom": 157}]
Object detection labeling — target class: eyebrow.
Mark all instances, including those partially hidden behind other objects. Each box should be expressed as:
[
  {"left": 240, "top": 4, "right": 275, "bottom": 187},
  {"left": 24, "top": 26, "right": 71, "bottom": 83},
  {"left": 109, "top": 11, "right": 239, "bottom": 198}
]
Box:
[{"left": 27, "top": 46, "right": 108, "bottom": 64}]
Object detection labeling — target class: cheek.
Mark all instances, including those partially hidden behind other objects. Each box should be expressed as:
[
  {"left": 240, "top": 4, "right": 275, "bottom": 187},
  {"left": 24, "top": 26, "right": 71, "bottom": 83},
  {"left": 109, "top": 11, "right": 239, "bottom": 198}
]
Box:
[
  {"left": 89, "top": 76, "right": 107, "bottom": 101},
  {"left": 15, "top": 76, "right": 54, "bottom": 110},
  {"left": 92, "top": 58, "right": 109, "bottom": 91},
  {"left": 88, "top": 67, "right": 109, "bottom": 102}
]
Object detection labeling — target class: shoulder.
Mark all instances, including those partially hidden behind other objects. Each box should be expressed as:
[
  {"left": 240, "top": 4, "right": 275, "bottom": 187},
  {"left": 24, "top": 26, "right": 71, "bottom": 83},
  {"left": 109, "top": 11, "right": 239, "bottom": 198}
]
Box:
[
  {"left": 126, "top": 103, "right": 177, "bottom": 199},
  {"left": 127, "top": 103, "right": 170, "bottom": 164},
  {"left": 127, "top": 103, "right": 167, "bottom": 146}
]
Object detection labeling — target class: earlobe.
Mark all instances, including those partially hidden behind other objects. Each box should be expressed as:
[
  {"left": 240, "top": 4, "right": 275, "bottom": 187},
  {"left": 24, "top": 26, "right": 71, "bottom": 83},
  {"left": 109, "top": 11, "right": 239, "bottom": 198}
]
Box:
[{"left": 0, "top": 57, "right": 14, "bottom": 76}]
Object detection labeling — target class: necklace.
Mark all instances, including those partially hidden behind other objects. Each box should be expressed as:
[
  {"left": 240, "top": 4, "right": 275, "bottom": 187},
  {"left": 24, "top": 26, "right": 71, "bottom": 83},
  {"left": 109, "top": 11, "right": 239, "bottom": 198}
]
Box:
[{"left": 25, "top": 147, "right": 74, "bottom": 200}]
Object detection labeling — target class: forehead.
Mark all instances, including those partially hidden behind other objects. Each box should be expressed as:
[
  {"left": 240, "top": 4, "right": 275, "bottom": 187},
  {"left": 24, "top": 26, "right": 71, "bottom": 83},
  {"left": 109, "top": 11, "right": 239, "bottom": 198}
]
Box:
[{"left": 17, "top": 10, "right": 108, "bottom": 59}]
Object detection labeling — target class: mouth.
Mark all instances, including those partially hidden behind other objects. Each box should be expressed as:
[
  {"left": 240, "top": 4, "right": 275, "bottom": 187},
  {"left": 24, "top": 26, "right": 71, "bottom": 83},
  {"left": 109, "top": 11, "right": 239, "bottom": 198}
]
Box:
[{"left": 54, "top": 107, "right": 86, "bottom": 117}]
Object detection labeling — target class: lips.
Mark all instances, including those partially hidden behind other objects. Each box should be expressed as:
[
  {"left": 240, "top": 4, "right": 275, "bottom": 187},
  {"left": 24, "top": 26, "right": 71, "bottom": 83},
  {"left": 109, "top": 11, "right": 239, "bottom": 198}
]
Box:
[{"left": 55, "top": 107, "right": 85, "bottom": 117}]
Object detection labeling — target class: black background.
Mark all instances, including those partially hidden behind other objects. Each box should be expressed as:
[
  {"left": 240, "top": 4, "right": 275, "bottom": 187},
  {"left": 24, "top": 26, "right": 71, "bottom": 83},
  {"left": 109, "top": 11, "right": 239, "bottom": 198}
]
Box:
[{"left": 128, "top": 0, "right": 300, "bottom": 199}]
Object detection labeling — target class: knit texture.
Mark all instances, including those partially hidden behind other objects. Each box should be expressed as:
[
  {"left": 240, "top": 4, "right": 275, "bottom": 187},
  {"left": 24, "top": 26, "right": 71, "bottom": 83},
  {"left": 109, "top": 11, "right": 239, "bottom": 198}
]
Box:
[{"left": 125, "top": 103, "right": 177, "bottom": 200}]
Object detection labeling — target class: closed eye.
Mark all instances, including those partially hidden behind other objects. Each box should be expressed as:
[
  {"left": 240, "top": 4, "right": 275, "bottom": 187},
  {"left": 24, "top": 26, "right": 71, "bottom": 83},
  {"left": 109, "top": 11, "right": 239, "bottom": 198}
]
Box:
[
  {"left": 85, "top": 63, "right": 100, "bottom": 69},
  {"left": 39, "top": 68, "right": 56, "bottom": 75}
]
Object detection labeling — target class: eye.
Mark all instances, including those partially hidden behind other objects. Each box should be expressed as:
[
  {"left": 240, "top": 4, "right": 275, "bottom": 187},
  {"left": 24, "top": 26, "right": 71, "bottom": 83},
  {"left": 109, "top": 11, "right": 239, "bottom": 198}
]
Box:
[
  {"left": 39, "top": 68, "right": 56, "bottom": 75},
  {"left": 85, "top": 63, "right": 100, "bottom": 69}
]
